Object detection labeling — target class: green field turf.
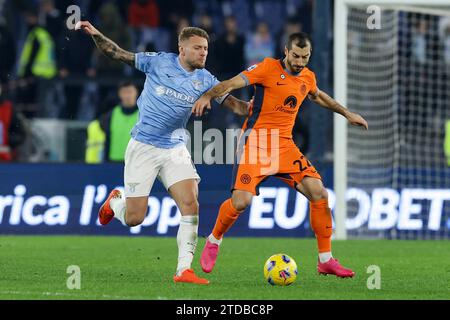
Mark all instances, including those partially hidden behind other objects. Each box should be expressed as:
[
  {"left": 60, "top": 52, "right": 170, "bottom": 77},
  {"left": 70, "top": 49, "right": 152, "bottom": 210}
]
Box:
[{"left": 0, "top": 236, "right": 448, "bottom": 300}]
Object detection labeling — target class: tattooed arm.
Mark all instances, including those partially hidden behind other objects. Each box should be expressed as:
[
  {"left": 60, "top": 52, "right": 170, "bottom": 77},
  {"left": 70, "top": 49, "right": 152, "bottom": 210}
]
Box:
[{"left": 76, "top": 21, "right": 134, "bottom": 66}]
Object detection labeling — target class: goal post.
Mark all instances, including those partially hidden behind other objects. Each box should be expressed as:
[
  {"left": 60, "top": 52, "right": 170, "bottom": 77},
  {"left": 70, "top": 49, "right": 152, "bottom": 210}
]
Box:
[{"left": 333, "top": 0, "right": 450, "bottom": 240}]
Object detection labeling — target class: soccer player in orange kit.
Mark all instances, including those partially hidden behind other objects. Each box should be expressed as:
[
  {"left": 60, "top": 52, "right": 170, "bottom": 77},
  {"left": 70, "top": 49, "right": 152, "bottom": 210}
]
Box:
[{"left": 192, "top": 32, "right": 368, "bottom": 278}]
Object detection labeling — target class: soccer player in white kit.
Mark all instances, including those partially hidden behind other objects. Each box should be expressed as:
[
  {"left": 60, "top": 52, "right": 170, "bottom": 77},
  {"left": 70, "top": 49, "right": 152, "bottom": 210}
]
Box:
[{"left": 77, "top": 21, "right": 249, "bottom": 284}]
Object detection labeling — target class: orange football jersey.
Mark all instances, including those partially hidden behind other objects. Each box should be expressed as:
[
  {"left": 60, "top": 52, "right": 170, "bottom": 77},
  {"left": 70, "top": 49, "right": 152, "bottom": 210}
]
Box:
[{"left": 239, "top": 57, "right": 318, "bottom": 148}]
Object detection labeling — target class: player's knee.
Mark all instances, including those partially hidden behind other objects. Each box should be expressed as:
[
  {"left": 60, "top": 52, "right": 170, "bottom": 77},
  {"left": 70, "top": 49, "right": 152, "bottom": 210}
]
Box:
[
  {"left": 231, "top": 197, "right": 251, "bottom": 212},
  {"left": 180, "top": 198, "right": 199, "bottom": 214},
  {"left": 125, "top": 212, "right": 145, "bottom": 227},
  {"left": 310, "top": 187, "right": 328, "bottom": 202}
]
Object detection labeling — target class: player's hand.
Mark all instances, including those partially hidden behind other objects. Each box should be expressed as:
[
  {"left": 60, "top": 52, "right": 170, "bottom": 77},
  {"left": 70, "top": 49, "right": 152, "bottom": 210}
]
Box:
[
  {"left": 192, "top": 95, "right": 212, "bottom": 117},
  {"left": 346, "top": 112, "right": 368, "bottom": 130},
  {"left": 75, "top": 21, "right": 100, "bottom": 36},
  {"left": 242, "top": 97, "right": 254, "bottom": 116}
]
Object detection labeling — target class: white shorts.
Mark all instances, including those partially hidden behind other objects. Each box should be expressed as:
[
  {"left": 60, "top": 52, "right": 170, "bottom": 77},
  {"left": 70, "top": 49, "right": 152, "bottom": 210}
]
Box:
[{"left": 124, "top": 138, "right": 200, "bottom": 197}]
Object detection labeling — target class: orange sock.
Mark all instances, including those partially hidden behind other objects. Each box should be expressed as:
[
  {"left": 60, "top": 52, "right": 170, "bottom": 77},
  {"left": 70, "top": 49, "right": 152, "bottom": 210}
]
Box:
[
  {"left": 310, "top": 199, "right": 332, "bottom": 253},
  {"left": 212, "top": 198, "right": 242, "bottom": 240}
]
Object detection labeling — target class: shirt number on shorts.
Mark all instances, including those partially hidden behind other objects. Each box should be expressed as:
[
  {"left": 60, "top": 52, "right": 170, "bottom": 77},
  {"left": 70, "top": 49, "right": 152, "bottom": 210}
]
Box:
[{"left": 293, "top": 156, "right": 312, "bottom": 172}]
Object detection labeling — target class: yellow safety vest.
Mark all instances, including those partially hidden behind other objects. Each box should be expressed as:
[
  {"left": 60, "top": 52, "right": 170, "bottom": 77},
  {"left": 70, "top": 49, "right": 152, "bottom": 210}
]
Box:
[
  {"left": 18, "top": 27, "right": 57, "bottom": 79},
  {"left": 445, "top": 120, "right": 450, "bottom": 166},
  {"left": 85, "top": 120, "right": 106, "bottom": 164}
]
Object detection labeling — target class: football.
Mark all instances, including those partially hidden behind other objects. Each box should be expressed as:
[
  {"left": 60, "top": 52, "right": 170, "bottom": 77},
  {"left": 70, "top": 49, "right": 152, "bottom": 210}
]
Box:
[{"left": 263, "top": 254, "right": 298, "bottom": 286}]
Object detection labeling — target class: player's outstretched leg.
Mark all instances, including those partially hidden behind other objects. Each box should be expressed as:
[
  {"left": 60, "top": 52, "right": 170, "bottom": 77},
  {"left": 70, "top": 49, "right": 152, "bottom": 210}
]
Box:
[
  {"left": 298, "top": 177, "right": 355, "bottom": 278},
  {"left": 200, "top": 196, "right": 246, "bottom": 273},
  {"left": 98, "top": 189, "right": 123, "bottom": 225},
  {"left": 173, "top": 215, "right": 209, "bottom": 285},
  {"left": 310, "top": 199, "right": 355, "bottom": 278},
  {"left": 169, "top": 179, "right": 209, "bottom": 284}
]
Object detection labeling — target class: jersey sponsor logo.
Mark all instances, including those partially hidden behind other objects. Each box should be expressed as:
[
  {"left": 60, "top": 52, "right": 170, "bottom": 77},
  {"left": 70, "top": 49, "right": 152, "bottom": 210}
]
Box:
[
  {"left": 276, "top": 82, "right": 287, "bottom": 86},
  {"left": 284, "top": 96, "right": 297, "bottom": 108},
  {"left": 154, "top": 85, "right": 196, "bottom": 103},
  {"left": 145, "top": 52, "right": 158, "bottom": 56},
  {"left": 247, "top": 64, "right": 258, "bottom": 71},
  {"left": 240, "top": 174, "right": 252, "bottom": 184},
  {"left": 273, "top": 96, "right": 298, "bottom": 114}
]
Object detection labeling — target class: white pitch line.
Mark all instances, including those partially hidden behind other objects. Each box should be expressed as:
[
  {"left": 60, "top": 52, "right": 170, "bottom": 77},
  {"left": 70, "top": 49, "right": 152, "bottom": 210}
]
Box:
[{"left": 0, "top": 290, "right": 148, "bottom": 300}]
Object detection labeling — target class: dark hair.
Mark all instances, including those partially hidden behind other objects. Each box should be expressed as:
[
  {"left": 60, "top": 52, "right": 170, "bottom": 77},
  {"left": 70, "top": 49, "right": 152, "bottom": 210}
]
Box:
[
  {"left": 118, "top": 81, "right": 136, "bottom": 90},
  {"left": 286, "top": 32, "right": 312, "bottom": 50},
  {"left": 178, "top": 27, "right": 209, "bottom": 44}
]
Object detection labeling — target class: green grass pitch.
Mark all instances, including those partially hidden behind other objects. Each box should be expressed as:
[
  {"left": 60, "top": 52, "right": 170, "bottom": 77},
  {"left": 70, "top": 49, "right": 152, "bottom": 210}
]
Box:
[{"left": 0, "top": 236, "right": 448, "bottom": 300}]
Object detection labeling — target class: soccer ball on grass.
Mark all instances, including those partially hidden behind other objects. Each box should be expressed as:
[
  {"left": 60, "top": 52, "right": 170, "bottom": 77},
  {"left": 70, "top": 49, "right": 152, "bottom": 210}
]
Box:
[{"left": 263, "top": 253, "right": 298, "bottom": 286}]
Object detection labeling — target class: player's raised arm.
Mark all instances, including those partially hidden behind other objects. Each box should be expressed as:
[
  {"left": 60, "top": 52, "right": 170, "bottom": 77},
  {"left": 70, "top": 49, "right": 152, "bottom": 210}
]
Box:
[
  {"left": 76, "top": 21, "right": 134, "bottom": 67},
  {"left": 309, "top": 89, "right": 368, "bottom": 130},
  {"left": 192, "top": 75, "right": 247, "bottom": 117}
]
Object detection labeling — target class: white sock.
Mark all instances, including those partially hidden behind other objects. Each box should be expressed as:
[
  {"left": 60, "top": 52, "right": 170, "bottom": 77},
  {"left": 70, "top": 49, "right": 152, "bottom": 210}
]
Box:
[
  {"left": 176, "top": 215, "right": 199, "bottom": 276},
  {"left": 208, "top": 233, "right": 222, "bottom": 245},
  {"left": 319, "top": 252, "right": 333, "bottom": 263},
  {"left": 110, "top": 196, "right": 127, "bottom": 225}
]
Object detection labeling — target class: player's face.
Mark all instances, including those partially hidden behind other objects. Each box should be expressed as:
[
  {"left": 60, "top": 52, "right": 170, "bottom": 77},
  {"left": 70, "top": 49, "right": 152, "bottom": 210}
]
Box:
[
  {"left": 285, "top": 43, "right": 312, "bottom": 73},
  {"left": 180, "top": 36, "right": 208, "bottom": 69}
]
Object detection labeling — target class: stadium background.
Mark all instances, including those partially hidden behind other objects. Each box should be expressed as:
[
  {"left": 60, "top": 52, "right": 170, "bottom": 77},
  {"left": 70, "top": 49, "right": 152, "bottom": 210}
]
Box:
[
  {"left": 1, "top": 0, "right": 448, "bottom": 239},
  {"left": 0, "top": 0, "right": 450, "bottom": 301}
]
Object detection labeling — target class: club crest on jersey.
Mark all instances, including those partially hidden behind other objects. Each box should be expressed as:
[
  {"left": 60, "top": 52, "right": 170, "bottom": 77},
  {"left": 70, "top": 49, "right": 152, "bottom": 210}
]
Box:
[
  {"left": 300, "top": 83, "right": 307, "bottom": 95},
  {"left": 127, "top": 183, "right": 139, "bottom": 193},
  {"left": 247, "top": 64, "right": 258, "bottom": 71},
  {"left": 192, "top": 80, "right": 202, "bottom": 90},
  {"left": 240, "top": 174, "right": 252, "bottom": 184},
  {"left": 280, "top": 74, "right": 286, "bottom": 79}
]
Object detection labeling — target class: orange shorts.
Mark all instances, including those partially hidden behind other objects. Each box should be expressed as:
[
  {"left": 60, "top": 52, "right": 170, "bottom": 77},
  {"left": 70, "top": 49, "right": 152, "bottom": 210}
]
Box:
[{"left": 231, "top": 139, "right": 322, "bottom": 195}]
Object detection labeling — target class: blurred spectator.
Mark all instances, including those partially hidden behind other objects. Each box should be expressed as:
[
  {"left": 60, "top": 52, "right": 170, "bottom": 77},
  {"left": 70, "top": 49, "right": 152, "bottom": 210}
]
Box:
[
  {"left": 17, "top": 8, "right": 57, "bottom": 118},
  {"left": 0, "top": 23, "right": 16, "bottom": 85},
  {"left": 59, "top": 29, "right": 96, "bottom": 119},
  {"left": 0, "top": 84, "right": 27, "bottom": 161},
  {"left": 94, "top": 2, "right": 132, "bottom": 116},
  {"left": 158, "top": 0, "right": 194, "bottom": 30},
  {"left": 169, "top": 16, "right": 190, "bottom": 52},
  {"left": 128, "top": 0, "right": 160, "bottom": 28},
  {"left": 244, "top": 21, "right": 275, "bottom": 66},
  {"left": 39, "top": 0, "right": 64, "bottom": 42},
  {"left": 197, "top": 12, "right": 216, "bottom": 42},
  {"left": 197, "top": 12, "right": 218, "bottom": 71},
  {"left": 277, "top": 18, "right": 302, "bottom": 58},
  {"left": 445, "top": 119, "right": 450, "bottom": 166},
  {"left": 214, "top": 16, "right": 245, "bottom": 79},
  {"left": 412, "top": 20, "right": 428, "bottom": 64},
  {"left": 295, "top": 0, "right": 313, "bottom": 35},
  {"left": 85, "top": 81, "right": 139, "bottom": 163},
  {"left": 443, "top": 23, "right": 450, "bottom": 66},
  {"left": 252, "top": 0, "right": 285, "bottom": 37},
  {"left": 128, "top": 0, "right": 161, "bottom": 56},
  {"left": 95, "top": 3, "right": 132, "bottom": 76}
]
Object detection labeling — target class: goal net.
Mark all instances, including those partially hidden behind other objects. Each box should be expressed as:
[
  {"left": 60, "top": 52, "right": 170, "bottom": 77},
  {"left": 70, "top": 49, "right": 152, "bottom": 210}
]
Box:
[{"left": 334, "top": 0, "right": 450, "bottom": 239}]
